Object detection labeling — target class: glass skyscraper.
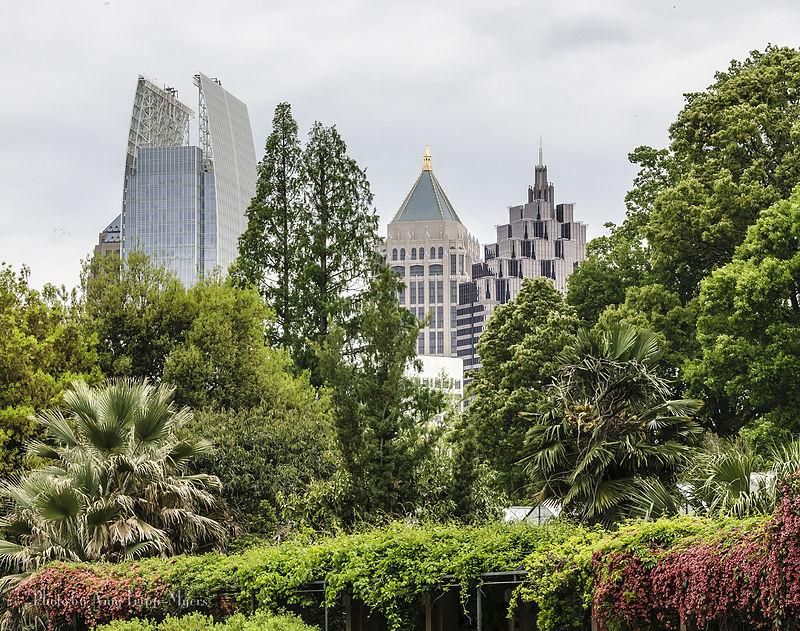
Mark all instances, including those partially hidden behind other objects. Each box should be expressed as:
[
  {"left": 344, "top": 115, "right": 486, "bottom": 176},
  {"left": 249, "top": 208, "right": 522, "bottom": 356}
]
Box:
[{"left": 116, "top": 74, "right": 256, "bottom": 286}]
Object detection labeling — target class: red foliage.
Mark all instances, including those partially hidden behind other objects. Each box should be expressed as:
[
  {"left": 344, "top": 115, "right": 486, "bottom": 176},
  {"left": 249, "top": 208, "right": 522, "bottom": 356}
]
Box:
[
  {"left": 6, "top": 561, "right": 173, "bottom": 629},
  {"left": 593, "top": 475, "right": 800, "bottom": 630}
]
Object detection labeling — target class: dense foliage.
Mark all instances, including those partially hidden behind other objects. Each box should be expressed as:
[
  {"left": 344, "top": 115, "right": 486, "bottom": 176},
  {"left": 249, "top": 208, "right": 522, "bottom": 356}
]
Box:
[
  {"left": 564, "top": 44, "right": 800, "bottom": 441},
  {"left": 97, "top": 612, "right": 317, "bottom": 631},
  {"left": 10, "top": 478, "right": 800, "bottom": 631},
  {"left": 189, "top": 399, "right": 337, "bottom": 534},
  {"left": 0, "top": 263, "right": 101, "bottom": 477},
  {"left": 688, "top": 186, "right": 800, "bottom": 441},
  {"left": 457, "top": 277, "right": 579, "bottom": 498},
  {"left": 318, "top": 266, "right": 449, "bottom": 524}
]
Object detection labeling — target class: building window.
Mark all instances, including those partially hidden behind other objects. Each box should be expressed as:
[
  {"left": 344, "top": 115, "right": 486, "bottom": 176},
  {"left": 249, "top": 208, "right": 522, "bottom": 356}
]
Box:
[
  {"left": 437, "top": 280, "right": 443, "bottom": 303},
  {"left": 429, "top": 264, "right": 443, "bottom": 276},
  {"left": 437, "top": 332, "right": 444, "bottom": 354},
  {"left": 451, "top": 306, "right": 457, "bottom": 329},
  {"left": 459, "top": 255, "right": 464, "bottom": 274},
  {"left": 430, "top": 247, "right": 436, "bottom": 259},
  {"left": 419, "top": 248, "right": 425, "bottom": 260},
  {"left": 450, "top": 255, "right": 456, "bottom": 275},
  {"left": 417, "top": 332, "right": 424, "bottom": 355},
  {"left": 400, "top": 248, "right": 405, "bottom": 261},
  {"left": 429, "top": 280, "right": 436, "bottom": 305},
  {"left": 391, "top": 265, "right": 405, "bottom": 277},
  {"left": 410, "top": 265, "right": 424, "bottom": 276},
  {"left": 438, "top": 246, "right": 443, "bottom": 259},
  {"left": 418, "top": 281, "right": 425, "bottom": 303},
  {"left": 410, "top": 283, "right": 416, "bottom": 304},
  {"left": 437, "top": 306, "right": 444, "bottom": 330},
  {"left": 392, "top": 248, "right": 397, "bottom": 261},
  {"left": 398, "top": 287, "right": 405, "bottom": 304},
  {"left": 411, "top": 248, "right": 416, "bottom": 260},
  {"left": 430, "top": 331, "right": 436, "bottom": 354}
]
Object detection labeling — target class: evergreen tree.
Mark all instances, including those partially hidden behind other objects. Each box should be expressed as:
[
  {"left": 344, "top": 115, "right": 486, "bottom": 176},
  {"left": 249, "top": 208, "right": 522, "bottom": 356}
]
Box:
[
  {"left": 301, "top": 122, "right": 381, "bottom": 373},
  {"left": 235, "top": 103, "right": 306, "bottom": 352},
  {"left": 317, "top": 266, "right": 444, "bottom": 524}
]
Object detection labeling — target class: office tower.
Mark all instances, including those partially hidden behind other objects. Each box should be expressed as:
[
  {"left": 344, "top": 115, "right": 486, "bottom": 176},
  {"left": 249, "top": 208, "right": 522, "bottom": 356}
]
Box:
[
  {"left": 113, "top": 73, "right": 256, "bottom": 286},
  {"left": 457, "top": 150, "right": 587, "bottom": 373},
  {"left": 94, "top": 214, "right": 121, "bottom": 259},
  {"left": 380, "top": 147, "right": 480, "bottom": 357}
]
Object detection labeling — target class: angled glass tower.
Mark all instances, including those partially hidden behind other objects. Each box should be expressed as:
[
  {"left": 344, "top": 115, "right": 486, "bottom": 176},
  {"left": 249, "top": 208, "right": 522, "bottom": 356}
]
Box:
[{"left": 118, "top": 74, "right": 256, "bottom": 286}]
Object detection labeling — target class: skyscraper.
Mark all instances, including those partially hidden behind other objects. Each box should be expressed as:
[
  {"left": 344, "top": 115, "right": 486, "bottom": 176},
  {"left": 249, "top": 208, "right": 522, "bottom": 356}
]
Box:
[
  {"left": 457, "top": 151, "right": 587, "bottom": 373},
  {"left": 115, "top": 74, "right": 256, "bottom": 286},
  {"left": 380, "top": 148, "right": 480, "bottom": 357}
]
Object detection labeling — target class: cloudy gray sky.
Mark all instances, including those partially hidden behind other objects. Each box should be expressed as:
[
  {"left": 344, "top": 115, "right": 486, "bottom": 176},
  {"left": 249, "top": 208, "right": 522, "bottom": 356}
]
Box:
[{"left": 1, "top": 0, "right": 798, "bottom": 289}]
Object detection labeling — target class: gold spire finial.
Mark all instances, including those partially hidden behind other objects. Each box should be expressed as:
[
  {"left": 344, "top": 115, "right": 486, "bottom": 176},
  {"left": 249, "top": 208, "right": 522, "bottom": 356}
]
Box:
[{"left": 422, "top": 145, "right": 432, "bottom": 171}]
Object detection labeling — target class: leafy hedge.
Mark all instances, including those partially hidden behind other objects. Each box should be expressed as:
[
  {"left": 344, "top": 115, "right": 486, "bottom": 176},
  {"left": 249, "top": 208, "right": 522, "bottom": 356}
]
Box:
[
  {"left": 8, "top": 481, "right": 800, "bottom": 631},
  {"left": 96, "top": 611, "right": 315, "bottom": 631}
]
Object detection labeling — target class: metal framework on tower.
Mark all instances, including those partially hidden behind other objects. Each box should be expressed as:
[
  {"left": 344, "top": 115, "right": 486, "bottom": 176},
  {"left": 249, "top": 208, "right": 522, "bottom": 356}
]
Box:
[{"left": 124, "top": 76, "right": 193, "bottom": 177}]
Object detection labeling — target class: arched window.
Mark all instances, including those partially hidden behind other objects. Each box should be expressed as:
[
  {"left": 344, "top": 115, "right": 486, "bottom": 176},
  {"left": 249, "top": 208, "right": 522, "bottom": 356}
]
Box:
[
  {"left": 429, "top": 264, "right": 443, "bottom": 276},
  {"left": 438, "top": 246, "right": 443, "bottom": 259},
  {"left": 410, "top": 265, "right": 425, "bottom": 276},
  {"left": 411, "top": 248, "right": 417, "bottom": 260},
  {"left": 419, "top": 248, "right": 424, "bottom": 260},
  {"left": 392, "top": 248, "right": 397, "bottom": 261},
  {"left": 430, "top": 247, "right": 436, "bottom": 259},
  {"left": 400, "top": 248, "right": 405, "bottom": 261},
  {"left": 391, "top": 266, "right": 405, "bottom": 277}
]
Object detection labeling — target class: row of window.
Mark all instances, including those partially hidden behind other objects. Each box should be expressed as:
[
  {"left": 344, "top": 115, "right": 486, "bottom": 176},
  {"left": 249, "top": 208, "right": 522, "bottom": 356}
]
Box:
[
  {"left": 392, "top": 246, "right": 444, "bottom": 261},
  {"left": 391, "top": 256, "right": 466, "bottom": 275},
  {"left": 400, "top": 280, "right": 460, "bottom": 305}
]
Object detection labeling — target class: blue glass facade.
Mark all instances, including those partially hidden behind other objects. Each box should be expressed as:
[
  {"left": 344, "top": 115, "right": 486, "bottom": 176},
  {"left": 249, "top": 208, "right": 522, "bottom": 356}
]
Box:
[{"left": 123, "top": 146, "right": 207, "bottom": 285}]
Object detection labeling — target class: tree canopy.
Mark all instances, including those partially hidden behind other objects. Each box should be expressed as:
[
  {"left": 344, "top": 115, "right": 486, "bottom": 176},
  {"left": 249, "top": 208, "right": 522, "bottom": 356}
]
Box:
[
  {"left": 0, "top": 263, "right": 101, "bottom": 478},
  {"left": 687, "top": 185, "right": 800, "bottom": 442}
]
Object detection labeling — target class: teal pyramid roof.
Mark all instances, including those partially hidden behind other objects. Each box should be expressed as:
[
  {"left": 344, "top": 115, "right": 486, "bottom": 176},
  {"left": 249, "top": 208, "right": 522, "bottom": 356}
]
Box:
[{"left": 391, "top": 148, "right": 463, "bottom": 224}]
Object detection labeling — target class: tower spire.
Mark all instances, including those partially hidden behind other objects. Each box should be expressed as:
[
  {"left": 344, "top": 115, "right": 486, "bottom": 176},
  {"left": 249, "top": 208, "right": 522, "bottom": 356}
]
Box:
[
  {"left": 422, "top": 145, "right": 432, "bottom": 171},
  {"left": 538, "top": 135, "right": 543, "bottom": 166}
]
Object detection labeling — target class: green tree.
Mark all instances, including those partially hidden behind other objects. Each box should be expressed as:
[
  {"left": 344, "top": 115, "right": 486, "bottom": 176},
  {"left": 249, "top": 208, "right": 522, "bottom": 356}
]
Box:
[
  {"left": 566, "top": 145, "right": 669, "bottom": 325},
  {"left": 596, "top": 284, "right": 698, "bottom": 382},
  {"left": 301, "top": 122, "right": 381, "bottom": 374},
  {"left": 457, "top": 277, "right": 579, "bottom": 499},
  {"left": 235, "top": 103, "right": 306, "bottom": 353},
  {"left": 522, "top": 325, "right": 702, "bottom": 526},
  {"left": 317, "top": 266, "right": 445, "bottom": 524},
  {"left": 0, "top": 380, "right": 226, "bottom": 583},
  {"left": 82, "top": 251, "right": 195, "bottom": 380},
  {"left": 686, "top": 186, "right": 800, "bottom": 441},
  {"left": 163, "top": 274, "right": 293, "bottom": 410},
  {"left": 645, "top": 45, "right": 800, "bottom": 300},
  {"left": 0, "top": 263, "right": 101, "bottom": 478},
  {"left": 188, "top": 379, "right": 336, "bottom": 534}
]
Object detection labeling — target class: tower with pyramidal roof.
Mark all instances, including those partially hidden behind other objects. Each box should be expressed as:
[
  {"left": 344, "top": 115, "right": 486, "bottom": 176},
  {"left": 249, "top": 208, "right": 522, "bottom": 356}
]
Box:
[{"left": 379, "top": 147, "right": 480, "bottom": 357}]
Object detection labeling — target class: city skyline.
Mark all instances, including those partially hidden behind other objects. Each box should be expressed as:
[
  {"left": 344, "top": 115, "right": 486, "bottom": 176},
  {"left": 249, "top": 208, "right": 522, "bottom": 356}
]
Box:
[{"left": 1, "top": 0, "right": 799, "bottom": 289}]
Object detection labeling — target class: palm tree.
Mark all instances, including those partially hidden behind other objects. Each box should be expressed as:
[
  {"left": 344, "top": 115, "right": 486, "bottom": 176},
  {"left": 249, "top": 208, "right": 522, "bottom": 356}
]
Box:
[
  {"left": 521, "top": 325, "right": 703, "bottom": 526},
  {"left": 631, "top": 436, "right": 800, "bottom": 520},
  {"left": 0, "top": 379, "right": 227, "bottom": 586}
]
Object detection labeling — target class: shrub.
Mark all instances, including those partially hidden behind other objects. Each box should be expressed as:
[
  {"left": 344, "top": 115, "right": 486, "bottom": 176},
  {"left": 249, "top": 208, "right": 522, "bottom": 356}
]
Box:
[{"left": 97, "top": 611, "right": 317, "bottom": 630}]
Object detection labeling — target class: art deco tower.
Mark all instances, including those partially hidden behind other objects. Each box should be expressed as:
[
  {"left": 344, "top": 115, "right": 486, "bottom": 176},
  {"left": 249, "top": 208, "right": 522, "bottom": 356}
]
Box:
[
  {"left": 380, "top": 148, "right": 480, "bottom": 357},
  {"left": 457, "top": 148, "right": 587, "bottom": 373}
]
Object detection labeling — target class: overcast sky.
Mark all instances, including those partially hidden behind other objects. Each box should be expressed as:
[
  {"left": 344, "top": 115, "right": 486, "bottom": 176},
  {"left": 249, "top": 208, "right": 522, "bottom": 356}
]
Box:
[{"left": 1, "top": 0, "right": 798, "bottom": 290}]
